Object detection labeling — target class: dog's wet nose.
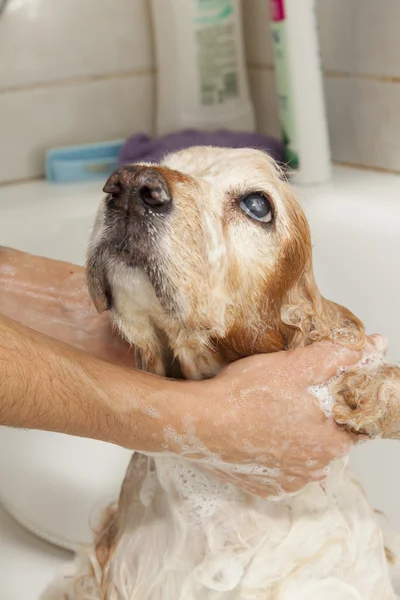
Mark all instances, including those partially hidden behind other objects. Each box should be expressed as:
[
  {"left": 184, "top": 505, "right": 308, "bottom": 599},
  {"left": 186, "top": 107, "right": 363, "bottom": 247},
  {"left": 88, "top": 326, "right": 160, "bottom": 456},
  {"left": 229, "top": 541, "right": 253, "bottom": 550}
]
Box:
[{"left": 103, "top": 166, "right": 171, "bottom": 212}]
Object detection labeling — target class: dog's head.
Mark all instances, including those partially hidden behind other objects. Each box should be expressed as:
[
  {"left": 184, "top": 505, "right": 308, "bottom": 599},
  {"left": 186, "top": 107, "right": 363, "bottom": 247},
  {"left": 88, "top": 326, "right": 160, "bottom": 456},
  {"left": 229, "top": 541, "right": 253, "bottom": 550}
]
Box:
[{"left": 87, "top": 147, "right": 364, "bottom": 379}]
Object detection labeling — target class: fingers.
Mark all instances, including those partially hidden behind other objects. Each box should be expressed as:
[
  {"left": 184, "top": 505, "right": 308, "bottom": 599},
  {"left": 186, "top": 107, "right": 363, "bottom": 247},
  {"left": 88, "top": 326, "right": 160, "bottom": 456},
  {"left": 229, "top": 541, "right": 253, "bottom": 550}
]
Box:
[
  {"left": 302, "top": 334, "right": 388, "bottom": 386},
  {"left": 327, "top": 430, "right": 354, "bottom": 457},
  {"left": 214, "top": 470, "right": 284, "bottom": 498},
  {"left": 302, "top": 342, "right": 364, "bottom": 385},
  {"left": 364, "top": 334, "right": 388, "bottom": 357},
  {"left": 202, "top": 460, "right": 340, "bottom": 498}
]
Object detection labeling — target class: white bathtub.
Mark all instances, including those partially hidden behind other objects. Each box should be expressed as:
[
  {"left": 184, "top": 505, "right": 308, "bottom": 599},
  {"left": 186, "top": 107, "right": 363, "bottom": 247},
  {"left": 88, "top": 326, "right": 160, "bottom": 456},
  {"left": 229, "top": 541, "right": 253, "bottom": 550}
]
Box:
[{"left": 0, "top": 165, "right": 399, "bottom": 599}]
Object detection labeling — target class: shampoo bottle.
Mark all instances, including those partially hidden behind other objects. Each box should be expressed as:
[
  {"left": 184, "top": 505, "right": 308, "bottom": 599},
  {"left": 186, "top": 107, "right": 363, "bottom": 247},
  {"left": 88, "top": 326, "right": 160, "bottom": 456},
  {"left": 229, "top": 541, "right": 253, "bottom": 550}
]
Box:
[
  {"left": 269, "top": 0, "right": 331, "bottom": 184},
  {"left": 150, "top": 0, "right": 255, "bottom": 135}
]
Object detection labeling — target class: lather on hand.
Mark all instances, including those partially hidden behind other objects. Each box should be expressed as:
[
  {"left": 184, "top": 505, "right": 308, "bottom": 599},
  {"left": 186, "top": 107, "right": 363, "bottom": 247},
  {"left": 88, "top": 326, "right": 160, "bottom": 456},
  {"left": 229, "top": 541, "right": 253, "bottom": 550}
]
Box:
[{"left": 0, "top": 247, "right": 382, "bottom": 496}]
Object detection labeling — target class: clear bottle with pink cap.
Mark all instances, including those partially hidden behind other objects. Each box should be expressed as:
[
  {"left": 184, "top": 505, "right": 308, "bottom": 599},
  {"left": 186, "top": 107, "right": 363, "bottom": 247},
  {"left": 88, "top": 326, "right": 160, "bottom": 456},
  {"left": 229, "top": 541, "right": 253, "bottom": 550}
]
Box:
[{"left": 269, "top": 0, "right": 331, "bottom": 184}]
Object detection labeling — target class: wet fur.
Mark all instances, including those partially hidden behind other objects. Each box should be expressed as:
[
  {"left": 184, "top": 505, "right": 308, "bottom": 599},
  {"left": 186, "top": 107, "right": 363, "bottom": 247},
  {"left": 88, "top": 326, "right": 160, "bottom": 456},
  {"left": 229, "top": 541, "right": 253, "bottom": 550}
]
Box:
[{"left": 43, "top": 147, "right": 400, "bottom": 599}]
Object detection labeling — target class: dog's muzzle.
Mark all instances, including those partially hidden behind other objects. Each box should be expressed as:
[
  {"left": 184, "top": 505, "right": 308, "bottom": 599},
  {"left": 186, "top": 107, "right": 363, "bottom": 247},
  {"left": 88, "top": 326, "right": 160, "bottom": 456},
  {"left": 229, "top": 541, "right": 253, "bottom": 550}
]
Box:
[{"left": 87, "top": 165, "right": 173, "bottom": 312}]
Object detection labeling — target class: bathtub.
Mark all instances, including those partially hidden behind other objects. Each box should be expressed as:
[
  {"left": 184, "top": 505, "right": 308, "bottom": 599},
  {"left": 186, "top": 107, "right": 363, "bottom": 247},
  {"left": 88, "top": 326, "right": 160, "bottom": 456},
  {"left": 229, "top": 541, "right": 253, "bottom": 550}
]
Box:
[{"left": 0, "top": 165, "right": 399, "bottom": 599}]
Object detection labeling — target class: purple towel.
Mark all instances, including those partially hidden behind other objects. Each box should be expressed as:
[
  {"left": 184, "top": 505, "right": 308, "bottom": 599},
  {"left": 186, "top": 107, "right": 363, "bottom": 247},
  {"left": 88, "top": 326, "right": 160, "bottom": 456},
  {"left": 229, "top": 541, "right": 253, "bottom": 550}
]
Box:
[{"left": 118, "top": 130, "right": 285, "bottom": 167}]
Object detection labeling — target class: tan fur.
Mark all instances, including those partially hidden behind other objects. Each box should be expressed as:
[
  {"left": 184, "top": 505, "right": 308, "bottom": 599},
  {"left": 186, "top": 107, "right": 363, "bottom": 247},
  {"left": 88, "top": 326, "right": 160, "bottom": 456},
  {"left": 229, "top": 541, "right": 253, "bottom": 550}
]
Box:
[
  {"left": 333, "top": 363, "right": 400, "bottom": 439},
  {"left": 44, "top": 147, "right": 400, "bottom": 599}
]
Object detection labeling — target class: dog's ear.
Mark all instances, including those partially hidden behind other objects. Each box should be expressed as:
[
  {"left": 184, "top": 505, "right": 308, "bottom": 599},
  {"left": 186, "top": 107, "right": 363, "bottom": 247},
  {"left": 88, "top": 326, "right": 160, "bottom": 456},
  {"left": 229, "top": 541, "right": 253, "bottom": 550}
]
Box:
[
  {"left": 86, "top": 248, "right": 113, "bottom": 313},
  {"left": 280, "top": 265, "right": 365, "bottom": 349}
]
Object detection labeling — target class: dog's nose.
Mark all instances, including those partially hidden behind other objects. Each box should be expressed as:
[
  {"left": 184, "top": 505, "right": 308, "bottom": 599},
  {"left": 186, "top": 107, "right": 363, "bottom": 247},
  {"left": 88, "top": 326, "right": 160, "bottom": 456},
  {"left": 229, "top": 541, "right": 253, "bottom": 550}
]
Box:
[{"left": 103, "top": 166, "right": 171, "bottom": 212}]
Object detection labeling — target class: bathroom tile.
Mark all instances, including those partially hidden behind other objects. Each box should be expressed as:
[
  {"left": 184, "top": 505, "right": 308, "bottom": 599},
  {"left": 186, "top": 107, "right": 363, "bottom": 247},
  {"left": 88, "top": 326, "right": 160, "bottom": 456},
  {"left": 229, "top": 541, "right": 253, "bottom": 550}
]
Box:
[
  {"left": 324, "top": 75, "right": 400, "bottom": 171},
  {"left": 248, "top": 67, "right": 281, "bottom": 138},
  {"left": 243, "top": 0, "right": 274, "bottom": 67},
  {"left": 0, "top": 73, "right": 155, "bottom": 183},
  {"left": 0, "top": 0, "right": 154, "bottom": 90},
  {"left": 317, "top": 0, "right": 400, "bottom": 78}
]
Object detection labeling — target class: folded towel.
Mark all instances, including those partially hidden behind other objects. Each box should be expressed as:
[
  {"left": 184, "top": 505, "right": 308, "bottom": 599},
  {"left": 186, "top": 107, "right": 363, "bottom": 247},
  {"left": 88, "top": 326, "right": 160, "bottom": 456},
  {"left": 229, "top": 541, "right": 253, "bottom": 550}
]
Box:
[{"left": 118, "top": 130, "right": 285, "bottom": 167}]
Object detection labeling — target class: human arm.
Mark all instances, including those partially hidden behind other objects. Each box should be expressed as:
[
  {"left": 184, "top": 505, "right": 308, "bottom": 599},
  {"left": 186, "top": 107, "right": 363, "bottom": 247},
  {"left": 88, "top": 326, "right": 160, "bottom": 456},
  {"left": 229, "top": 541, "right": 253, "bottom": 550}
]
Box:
[
  {"left": 0, "top": 247, "right": 380, "bottom": 496},
  {"left": 0, "top": 309, "right": 379, "bottom": 497},
  {"left": 0, "top": 312, "right": 191, "bottom": 448},
  {"left": 0, "top": 246, "right": 133, "bottom": 365}
]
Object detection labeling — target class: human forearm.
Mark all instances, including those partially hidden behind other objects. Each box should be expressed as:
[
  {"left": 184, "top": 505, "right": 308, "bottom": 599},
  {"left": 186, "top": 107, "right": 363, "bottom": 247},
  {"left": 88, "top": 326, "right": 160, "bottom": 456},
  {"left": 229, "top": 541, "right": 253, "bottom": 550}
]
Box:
[
  {"left": 0, "top": 245, "right": 385, "bottom": 496},
  {"left": 0, "top": 246, "right": 133, "bottom": 365},
  {"left": 0, "top": 313, "right": 197, "bottom": 450},
  {"left": 0, "top": 246, "right": 87, "bottom": 328}
]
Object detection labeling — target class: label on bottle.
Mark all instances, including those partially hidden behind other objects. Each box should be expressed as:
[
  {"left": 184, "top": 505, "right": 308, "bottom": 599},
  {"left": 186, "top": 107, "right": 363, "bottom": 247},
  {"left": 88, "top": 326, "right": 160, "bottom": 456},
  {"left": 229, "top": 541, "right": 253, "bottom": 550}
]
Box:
[
  {"left": 194, "top": 0, "right": 240, "bottom": 106},
  {"left": 269, "top": 0, "right": 299, "bottom": 169}
]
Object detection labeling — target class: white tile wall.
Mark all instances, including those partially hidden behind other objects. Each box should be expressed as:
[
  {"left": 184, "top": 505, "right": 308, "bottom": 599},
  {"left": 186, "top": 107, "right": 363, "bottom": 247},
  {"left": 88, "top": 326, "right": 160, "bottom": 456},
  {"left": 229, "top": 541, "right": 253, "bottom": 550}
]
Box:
[
  {"left": 317, "top": 0, "right": 400, "bottom": 170},
  {"left": 0, "top": 0, "right": 399, "bottom": 183},
  {"left": 0, "top": 74, "right": 154, "bottom": 182},
  {"left": 243, "top": 0, "right": 273, "bottom": 67},
  {"left": 0, "top": 0, "right": 154, "bottom": 89},
  {"left": 0, "top": 0, "right": 155, "bottom": 184},
  {"left": 325, "top": 76, "right": 400, "bottom": 172},
  {"left": 245, "top": 0, "right": 400, "bottom": 172},
  {"left": 243, "top": 1, "right": 279, "bottom": 139},
  {"left": 245, "top": 0, "right": 400, "bottom": 80},
  {"left": 317, "top": 0, "right": 400, "bottom": 79},
  {"left": 248, "top": 66, "right": 280, "bottom": 138}
]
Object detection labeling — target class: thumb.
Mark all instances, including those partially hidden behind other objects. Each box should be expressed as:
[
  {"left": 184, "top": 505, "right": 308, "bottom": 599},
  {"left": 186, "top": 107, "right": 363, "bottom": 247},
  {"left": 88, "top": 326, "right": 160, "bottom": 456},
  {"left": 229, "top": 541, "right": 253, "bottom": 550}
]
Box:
[
  {"left": 303, "top": 342, "right": 363, "bottom": 385},
  {"left": 363, "top": 334, "right": 388, "bottom": 357}
]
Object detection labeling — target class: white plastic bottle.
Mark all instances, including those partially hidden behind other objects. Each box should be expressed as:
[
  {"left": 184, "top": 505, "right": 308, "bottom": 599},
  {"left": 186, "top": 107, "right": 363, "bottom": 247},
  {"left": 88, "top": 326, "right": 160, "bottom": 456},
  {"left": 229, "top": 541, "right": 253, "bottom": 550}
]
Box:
[
  {"left": 150, "top": 0, "right": 255, "bottom": 135},
  {"left": 269, "top": 0, "right": 331, "bottom": 184}
]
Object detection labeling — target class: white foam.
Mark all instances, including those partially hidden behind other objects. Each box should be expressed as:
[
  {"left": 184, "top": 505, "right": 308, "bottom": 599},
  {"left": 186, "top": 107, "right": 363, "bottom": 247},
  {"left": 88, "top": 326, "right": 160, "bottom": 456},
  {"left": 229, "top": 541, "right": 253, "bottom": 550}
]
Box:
[
  {"left": 309, "top": 353, "right": 384, "bottom": 418},
  {"left": 310, "top": 381, "right": 335, "bottom": 417},
  {"left": 143, "top": 406, "right": 161, "bottom": 418}
]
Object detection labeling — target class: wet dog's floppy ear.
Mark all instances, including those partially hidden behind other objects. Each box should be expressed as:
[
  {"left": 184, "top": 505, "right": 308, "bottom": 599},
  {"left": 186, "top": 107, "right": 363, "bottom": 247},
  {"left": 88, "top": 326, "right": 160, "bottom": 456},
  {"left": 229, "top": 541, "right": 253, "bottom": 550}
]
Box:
[
  {"left": 280, "top": 264, "right": 365, "bottom": 349},
  {"left": 86, "top": 248, "right": 113, "bottom": 313}
]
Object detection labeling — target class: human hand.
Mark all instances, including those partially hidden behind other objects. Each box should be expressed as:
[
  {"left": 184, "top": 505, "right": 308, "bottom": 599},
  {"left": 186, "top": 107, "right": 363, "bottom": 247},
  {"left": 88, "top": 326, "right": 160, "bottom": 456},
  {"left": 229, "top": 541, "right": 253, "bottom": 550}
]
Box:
[
  {"left": 180, "top": 336, "right": 385, "bottom": 497},
  {"left": 0, "top": 249, "right": 386, "bottom": 498},
  {"left": 0, "top": 247, "right": 134, "bottom": 366}
]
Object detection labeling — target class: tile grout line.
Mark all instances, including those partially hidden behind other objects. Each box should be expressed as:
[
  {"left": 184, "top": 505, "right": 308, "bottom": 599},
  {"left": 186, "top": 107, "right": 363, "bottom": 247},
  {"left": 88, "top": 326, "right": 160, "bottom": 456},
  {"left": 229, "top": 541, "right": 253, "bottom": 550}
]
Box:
[
  {"left": 2, "top": 66, "right": 400, "bottom": 96},
  {"left": 0, "top": 69, "right": 156, "bottom": 95},
  {"left": 1, "top": 162, "right": 399, "bottom": 189},
  {"left": 333, "top": 160, "right": 400, "bottom": 175},
  {"left": 248, "top": 63, "right": 275, "bottom": 71},
  {"left": 248, "top": 64, "right": 400, "bottom": 85},
  {"left": 0, "top": 176, "right": 44, "bottom": 188},
  {"left": 324, "top": 71, "right": 400, "bottom": 84}
]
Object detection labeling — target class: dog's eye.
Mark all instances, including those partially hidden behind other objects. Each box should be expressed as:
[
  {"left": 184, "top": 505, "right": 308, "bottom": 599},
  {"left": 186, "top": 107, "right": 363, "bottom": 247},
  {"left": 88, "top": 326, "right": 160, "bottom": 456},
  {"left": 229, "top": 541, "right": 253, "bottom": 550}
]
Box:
[{"left": 240, "top": 193, "right": 273, "bottom": 223}]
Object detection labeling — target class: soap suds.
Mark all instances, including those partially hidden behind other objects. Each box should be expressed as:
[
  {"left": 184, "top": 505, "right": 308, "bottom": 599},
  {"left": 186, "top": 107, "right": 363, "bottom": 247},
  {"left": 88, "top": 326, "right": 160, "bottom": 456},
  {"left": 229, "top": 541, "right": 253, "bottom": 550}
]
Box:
[{"left": 310, "top": 352, "right": 384, "bottom": 417}]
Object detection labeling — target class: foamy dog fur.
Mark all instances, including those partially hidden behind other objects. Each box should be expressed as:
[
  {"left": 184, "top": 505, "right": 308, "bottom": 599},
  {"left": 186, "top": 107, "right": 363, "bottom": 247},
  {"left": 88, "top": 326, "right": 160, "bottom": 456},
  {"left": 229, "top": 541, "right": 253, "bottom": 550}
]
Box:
[{"left": 42, "top": 147, "right": 400, "bottom": 599}]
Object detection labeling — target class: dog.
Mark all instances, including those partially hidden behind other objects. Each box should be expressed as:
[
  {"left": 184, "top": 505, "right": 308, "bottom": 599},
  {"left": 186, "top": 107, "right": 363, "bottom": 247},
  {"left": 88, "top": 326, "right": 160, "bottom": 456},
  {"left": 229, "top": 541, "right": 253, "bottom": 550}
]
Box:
[{"left": 43, "top": 147, "right": 400, "bottom": 599}]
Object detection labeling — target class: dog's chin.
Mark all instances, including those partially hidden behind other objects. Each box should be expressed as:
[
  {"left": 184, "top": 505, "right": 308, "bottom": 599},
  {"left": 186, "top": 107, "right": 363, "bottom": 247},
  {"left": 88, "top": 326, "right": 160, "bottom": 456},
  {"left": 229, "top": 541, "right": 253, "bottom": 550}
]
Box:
[
  {"left": 101, "top": 256, "right": 180, "bottom": 326},
  {"left": 99, "top": 260, "right": 186, "bottom": 379}
]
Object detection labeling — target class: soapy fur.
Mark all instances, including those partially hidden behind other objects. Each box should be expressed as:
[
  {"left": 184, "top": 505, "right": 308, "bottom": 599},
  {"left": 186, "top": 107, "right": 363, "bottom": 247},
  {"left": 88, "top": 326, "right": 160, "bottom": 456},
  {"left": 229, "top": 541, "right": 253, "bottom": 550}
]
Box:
[
  {"left": 310, "top": 353, "right": 386, "bottom": 418},
  {"left": 42, "top": 147, "right": 400, "bottom": 599}
]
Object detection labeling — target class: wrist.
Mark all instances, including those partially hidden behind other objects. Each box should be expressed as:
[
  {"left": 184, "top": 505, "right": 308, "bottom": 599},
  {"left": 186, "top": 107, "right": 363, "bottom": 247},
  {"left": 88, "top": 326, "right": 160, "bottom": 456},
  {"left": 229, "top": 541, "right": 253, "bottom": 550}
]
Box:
[{"left": 106, "top": 370, "right": 211, "bottom": 453}]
